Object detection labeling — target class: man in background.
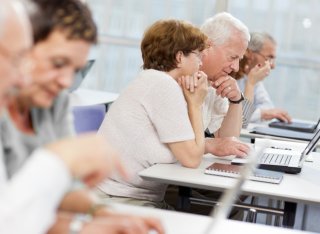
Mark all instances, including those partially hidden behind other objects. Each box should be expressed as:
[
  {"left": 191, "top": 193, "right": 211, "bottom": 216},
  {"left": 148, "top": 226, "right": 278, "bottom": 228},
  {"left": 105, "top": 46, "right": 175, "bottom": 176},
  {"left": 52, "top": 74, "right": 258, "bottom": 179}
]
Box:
[{"left": 234, "top": 32, "right": 292, "bottom": 124}]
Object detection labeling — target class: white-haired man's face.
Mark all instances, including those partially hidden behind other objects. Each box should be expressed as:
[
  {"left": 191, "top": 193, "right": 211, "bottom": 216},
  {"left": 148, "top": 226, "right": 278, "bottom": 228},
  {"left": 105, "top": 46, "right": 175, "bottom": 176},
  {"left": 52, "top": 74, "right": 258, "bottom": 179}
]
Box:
[
  {"left": 0, "top": 2, "right": 32, "bottom": 109},
  {"left": 201, "top": 32, "right": 248, "bottom": 82}
]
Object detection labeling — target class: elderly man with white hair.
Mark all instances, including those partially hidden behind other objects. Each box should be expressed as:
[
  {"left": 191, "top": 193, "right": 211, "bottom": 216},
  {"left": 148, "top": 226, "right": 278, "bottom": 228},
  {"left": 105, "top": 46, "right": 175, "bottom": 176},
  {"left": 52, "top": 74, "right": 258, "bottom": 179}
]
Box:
[
  {"left": 200, "top": 12, "right": 251, "bottom": 158},
  {"left": 234, "top": 32, "right": 292, "bottom": 124}
]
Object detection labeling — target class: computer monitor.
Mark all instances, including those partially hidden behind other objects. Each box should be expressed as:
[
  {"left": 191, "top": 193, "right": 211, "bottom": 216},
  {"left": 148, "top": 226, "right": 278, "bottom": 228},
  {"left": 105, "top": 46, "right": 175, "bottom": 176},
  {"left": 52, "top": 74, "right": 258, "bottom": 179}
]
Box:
[{"left": 69, "top": 59, "right": 95, "bottom": 92}]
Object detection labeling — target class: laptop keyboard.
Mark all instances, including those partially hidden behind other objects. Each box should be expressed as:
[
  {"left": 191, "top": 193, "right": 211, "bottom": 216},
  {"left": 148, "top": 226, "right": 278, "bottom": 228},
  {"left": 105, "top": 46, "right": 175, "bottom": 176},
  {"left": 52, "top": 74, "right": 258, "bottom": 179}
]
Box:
[{"left": 260, "top": 153, "right": 292, "bottom": 166}]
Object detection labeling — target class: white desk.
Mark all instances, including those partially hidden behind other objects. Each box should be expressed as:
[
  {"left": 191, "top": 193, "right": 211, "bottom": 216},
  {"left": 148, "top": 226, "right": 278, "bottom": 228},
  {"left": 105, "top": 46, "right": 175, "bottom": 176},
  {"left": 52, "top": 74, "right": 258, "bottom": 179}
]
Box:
[
  {"left": 110, "top": 203, "right": 315, "bottom": 234},
  {"left": 69, "top": 88, "right": 119, "bottom": 107},
  {"left": 140, "top": 153, "right": 320, "bottom": 228},
  {"left": 140, "top": 153, "right": 320, "bottom": 205}
]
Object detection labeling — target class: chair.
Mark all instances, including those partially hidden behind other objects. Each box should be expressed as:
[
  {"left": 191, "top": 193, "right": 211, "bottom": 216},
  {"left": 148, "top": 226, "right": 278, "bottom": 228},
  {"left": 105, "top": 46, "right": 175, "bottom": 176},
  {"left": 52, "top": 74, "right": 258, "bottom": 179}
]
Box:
[{"left": 72, "top": 104, "right": 106, "bottom": 134}]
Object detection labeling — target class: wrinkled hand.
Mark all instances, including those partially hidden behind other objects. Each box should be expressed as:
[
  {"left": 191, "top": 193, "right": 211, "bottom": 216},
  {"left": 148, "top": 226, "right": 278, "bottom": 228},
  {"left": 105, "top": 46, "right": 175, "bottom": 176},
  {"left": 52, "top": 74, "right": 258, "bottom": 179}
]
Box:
[
  {"left": 81, "top": 215, "right": 165, "bottom": 234},
  {"left": 46, "top": 134, "right": 128, "bottom": 187},
  {"left": 178, "top": 71, "right": 208, "bottom": 107},
  {"left": 261, "top": 108, "right": 292, "bottom": 123},
  {"left": 212, "top": 76, "right": 241, "bottom": 102},
  {"left": 247, "top": 61, "right": 271, "bottom": 85},
  {"left": 48, "top": 212, "right": 165, "bottom": 234},
  {"left": 205, "top": 137, "right": 250, "bottom": 158}
]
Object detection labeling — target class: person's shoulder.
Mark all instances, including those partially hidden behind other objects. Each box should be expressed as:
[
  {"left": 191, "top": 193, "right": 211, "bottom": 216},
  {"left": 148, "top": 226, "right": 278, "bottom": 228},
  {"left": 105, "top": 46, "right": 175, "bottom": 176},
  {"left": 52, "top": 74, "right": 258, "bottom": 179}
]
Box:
[
  {"left": 140, "top": 69, "right": 173, "bottom": 82},
  {"left": 48, "top": 91, "right": 70, "bottom": 118},
  {"left": 139, "top": 69, "right": 179, "bottom": 91},
  {"left": 52, "top": 91, "right": 69, "bottom": 108}
]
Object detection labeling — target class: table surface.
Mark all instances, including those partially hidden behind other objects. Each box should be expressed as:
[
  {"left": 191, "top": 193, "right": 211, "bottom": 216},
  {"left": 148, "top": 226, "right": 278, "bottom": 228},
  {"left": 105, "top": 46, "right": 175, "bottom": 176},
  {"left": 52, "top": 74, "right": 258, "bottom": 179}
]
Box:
[
  {"left": 69, "top": 88, "right": 119, "bottom": 106},
  {"left": 110, "top": 203, "right": 316, "bottom": 234},
  {"left": 140, "top": 152, "right": 320, "bottom": 206}
]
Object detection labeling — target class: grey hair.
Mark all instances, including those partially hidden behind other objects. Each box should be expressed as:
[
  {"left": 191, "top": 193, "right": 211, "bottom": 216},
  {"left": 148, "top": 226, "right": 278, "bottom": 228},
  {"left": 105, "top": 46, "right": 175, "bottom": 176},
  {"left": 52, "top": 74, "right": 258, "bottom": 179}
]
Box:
[
  {"left": 0, "top": 2, "right": 9, "bottom": 37},
  {"left": 248, "top": 32, "right": 276, "bottom": 52},
  {"left": 201, "top": 12, "right": 250, "bottom": 46},
  {"left": 0, "top": 0, "right": 33, "bottom": 39}
]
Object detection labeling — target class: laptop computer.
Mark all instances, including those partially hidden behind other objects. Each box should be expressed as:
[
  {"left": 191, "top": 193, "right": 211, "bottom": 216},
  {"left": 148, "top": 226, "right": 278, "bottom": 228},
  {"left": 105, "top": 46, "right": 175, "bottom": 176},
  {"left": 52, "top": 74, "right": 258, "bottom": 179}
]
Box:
[
  {"left": 233, "top": 128, "right": 320, "bottom": 174},
  {"left": 269, "top": 118, "right": 320, "bottom": 133},
  {"left": 251, "top": 126, "right": 314, "bottom": 141}
]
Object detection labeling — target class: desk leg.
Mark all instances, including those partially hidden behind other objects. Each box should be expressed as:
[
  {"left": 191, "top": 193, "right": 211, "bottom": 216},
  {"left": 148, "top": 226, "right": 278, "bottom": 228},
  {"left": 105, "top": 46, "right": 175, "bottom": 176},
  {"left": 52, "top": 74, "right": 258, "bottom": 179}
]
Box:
[
  {"left": 177, "top": 186, "right": 191, "bottom": 211},
  {"left": 283, "top": 202, "right": 297, "bottom": 228},
  {"left": 301, "top": 204, "right": 309, "bottom": 230}
]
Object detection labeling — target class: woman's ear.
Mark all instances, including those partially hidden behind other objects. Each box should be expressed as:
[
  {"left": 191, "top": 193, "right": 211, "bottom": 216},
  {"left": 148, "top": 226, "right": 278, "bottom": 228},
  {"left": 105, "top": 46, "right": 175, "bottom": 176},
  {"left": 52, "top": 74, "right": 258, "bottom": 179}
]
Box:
[{"left": 176, "top": 51, "right": 183, "bottom": 68}]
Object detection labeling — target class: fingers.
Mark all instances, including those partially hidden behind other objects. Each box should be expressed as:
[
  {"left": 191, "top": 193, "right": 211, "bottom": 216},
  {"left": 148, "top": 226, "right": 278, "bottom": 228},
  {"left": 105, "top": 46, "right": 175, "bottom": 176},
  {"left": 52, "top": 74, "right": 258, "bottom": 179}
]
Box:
[
  {"left": 214, "top": 76, "right": 241, "bottom": 100},
  {"left": 215, "top": 79, "right": 231, "bottom": 97},
  {"left": 216, "top": 77, "right": 241, "bottom": 101},
  {"left": 197, "top": 71, "right": 208, "bottom": 88},
  {"left": 272, "top": 109, "right": 291, "bottom": 123},
  {"left": 276, "top": 112, "right": 291, "bottom": 123},
  {"left": 179, "top": 72, "right": 205, "bottom": 93},
  {"left": 189, "top": 75, "right": 195, "bottom": 92},
  {"left": 86, "top": 216, "right": 150, "bottom": 234},
  {"left": 177, "top": 77, "right": 182, "bottom": 87},
  {"left": 46, "top": 134, "right": 128, "bottom": 188},
  {"left": 185, "top": 75, "right": 190, "bottom": 91},
  {"left": 115, "top": 216, "right": 162, "bottom": 234},
  {"left": 281, "top": 111, "right": 292, "bottom": 123},
  {"left": 143, "top": 217, "right": 165, "bottom": 234},
  {"left": 260, "top": 62, "right": 271, "bottom": 76},
  {"left": 262, "top": 109, "right": 291, "bottom": 122},
  {"left": 126, "top": 218, "right": 149, "bottom": 234},
  {"left": 213, "top": 76, "right": 229, "bottom": 88},
  {"left": 206, "top": 137, "right": 249, "bottom": 157},
  {"left": 248, "top": 62, "right": 271, "bottom": 83},
  {"left": 232, "top": 143, "right": 250, "bottom": 158}
]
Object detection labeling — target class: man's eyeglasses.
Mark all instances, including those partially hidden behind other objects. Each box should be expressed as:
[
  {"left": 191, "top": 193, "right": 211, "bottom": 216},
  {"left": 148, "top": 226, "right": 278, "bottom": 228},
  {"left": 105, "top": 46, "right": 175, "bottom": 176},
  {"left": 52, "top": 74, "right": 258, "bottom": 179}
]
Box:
[{"left": 254, "top": 51, "right": 276, "bottom": 64}]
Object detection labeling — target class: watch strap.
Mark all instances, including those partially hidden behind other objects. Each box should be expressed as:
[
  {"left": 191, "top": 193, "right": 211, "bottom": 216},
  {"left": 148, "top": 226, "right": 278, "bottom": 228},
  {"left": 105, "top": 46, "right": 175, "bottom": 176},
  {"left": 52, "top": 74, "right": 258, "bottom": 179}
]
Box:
[{"left": 229, "top": 92, "right": 244, "bottom": 104}]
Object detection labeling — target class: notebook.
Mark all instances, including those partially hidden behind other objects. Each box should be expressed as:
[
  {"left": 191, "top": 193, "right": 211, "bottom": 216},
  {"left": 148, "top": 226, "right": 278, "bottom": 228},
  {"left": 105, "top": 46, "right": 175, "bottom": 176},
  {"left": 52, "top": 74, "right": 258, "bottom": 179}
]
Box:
[
  {"left": 205, "top": 163, "right": 283, "bottom": 184},
  {"left": 203, "top": 145, "right": 269, "bottom": 234},
  {"left": 233, "top": 128, "right": 320, "bottom": 174},
  {"left": 251, "top": 126, "right": 314, "bottom": 141},
  {"left": 269, "top": 118, "right": 320, "bottom": 133}
]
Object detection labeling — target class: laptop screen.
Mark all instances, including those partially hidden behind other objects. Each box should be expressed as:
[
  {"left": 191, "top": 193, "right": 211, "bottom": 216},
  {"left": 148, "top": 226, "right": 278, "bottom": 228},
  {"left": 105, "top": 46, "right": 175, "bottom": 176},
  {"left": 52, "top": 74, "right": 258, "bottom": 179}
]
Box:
[
  {"left": 69, "top": 59, "right": 95, "bottom": 92},
  {"left": 314, "top": 118, "right": 320, "bottom": 129},
  {"left": 300, "top": 128, "right": 320, "bottom": 163}
]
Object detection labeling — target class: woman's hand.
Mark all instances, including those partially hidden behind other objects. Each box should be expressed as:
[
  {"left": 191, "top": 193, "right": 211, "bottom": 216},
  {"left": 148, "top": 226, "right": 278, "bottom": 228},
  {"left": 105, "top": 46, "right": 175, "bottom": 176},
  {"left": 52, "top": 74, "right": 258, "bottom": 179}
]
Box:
[{"left": 178, "top": 71, "right": 208, "bottom": 107}]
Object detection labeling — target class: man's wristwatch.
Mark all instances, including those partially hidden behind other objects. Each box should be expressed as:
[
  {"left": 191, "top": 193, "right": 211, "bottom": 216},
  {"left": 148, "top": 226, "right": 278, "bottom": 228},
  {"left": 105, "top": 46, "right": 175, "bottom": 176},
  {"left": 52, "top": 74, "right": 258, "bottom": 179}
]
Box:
[
  {"left": 69, "top": 214, "right": 92, "bottom": 234},
  {"left": 228, "top": 92, "right": 244, "bottom": 104}
]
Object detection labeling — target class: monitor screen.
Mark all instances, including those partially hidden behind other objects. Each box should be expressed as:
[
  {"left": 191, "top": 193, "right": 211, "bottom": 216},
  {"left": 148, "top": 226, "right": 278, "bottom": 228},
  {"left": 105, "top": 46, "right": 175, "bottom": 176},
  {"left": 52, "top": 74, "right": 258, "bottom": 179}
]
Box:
[{"left": 69, "top": 59, "right": 95, "bottom": 92}]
